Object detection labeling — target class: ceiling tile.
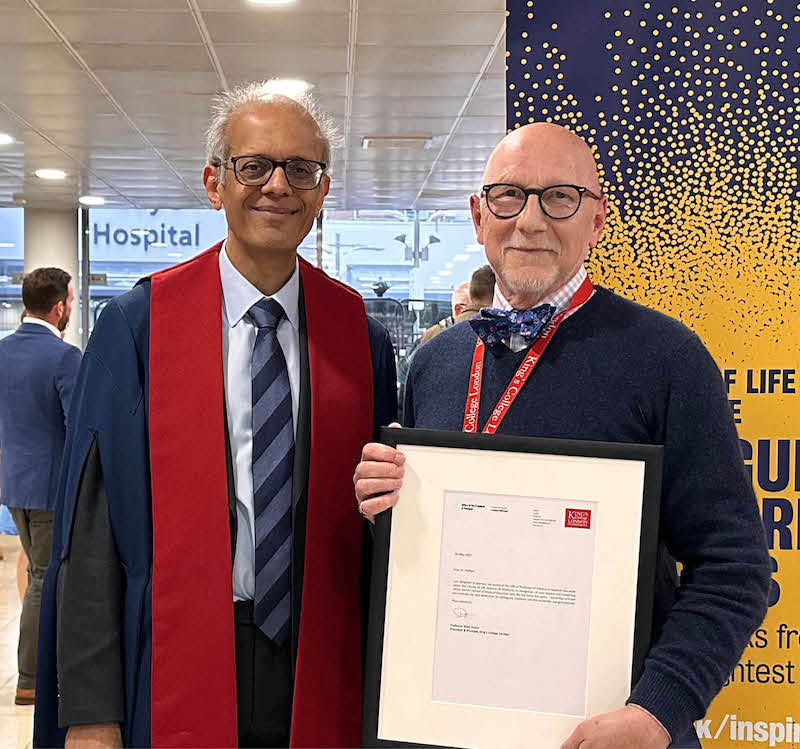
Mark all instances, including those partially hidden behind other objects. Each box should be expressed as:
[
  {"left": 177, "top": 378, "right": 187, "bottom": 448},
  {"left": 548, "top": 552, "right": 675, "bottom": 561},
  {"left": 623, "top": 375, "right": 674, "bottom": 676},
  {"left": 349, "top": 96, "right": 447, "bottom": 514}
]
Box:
[
  {"left": 0, "top": 9, "right": 56, "bottom": 42},
  {"left": 363, "top": 0, "right": 503, "bottom": 8},
  {"left": 349, "top": 116, "right": 464, "bottom": 135},
  {"left": 357, "top": 45, "right": 496, "bottom": 74},
  {"left": 2, "top": 93, "right": 117, "bottom": 122},
  {"left": 351, "top": 96, "right": 468, "bottom": 118},
  {"left": 198, "top": 0, "right": 348, "bottom": 11},
  {"left": 75, "top": 43, "right": 212, "bottom": 72},
  {"left": 38, "top": 0, "right": 187, "bottom": 8},
  {"left": 100, "top": 71, "right": 222, "bottom": 96},
  {"left": 454, "top": 115, "right": 506, "bottom": 134},
  {"left": 0, "top": 71, "right": 101, "bottom": 97},
  {"left": 355, "top": 74, "right": 477, "bottom": 99},
  {"left": 217, "top": 44, "right": 348, "bottom": 77},
  {"left": 0, "top": 43, "right": 82, "bottom": 72},
  {"left": 48, "top": 10, "right": 198, "bottom": 44},
  {"left": 116, "top": 95, "right": 212, "bottom": 118},
  {"left": 358, "top": 12, "right": 504, "bottom": 47},
  {"left": 204, "top": 11, "right": 347, "bottom": 44}
]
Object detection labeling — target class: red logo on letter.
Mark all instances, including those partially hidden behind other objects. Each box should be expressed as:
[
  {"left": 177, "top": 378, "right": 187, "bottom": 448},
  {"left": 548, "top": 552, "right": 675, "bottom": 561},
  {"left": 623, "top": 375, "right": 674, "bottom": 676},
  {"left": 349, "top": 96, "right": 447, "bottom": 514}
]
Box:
[{"left": 565, "top": 509, "right": 591, "bottom": 529}]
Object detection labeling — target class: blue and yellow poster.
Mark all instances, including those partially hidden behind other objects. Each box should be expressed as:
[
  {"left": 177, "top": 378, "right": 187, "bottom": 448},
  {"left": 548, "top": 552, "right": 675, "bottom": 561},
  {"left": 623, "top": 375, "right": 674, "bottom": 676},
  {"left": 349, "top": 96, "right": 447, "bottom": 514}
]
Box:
[{"left": 505, "top": 1, "right": 799, "bottom": 745}]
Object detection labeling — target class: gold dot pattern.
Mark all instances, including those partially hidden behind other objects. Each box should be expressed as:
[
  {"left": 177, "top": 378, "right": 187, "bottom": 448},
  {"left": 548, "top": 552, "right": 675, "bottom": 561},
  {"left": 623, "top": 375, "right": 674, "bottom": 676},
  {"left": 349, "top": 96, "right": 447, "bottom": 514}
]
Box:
[{"left": 506, "top": 1, "right": 800, "bottom": 363}]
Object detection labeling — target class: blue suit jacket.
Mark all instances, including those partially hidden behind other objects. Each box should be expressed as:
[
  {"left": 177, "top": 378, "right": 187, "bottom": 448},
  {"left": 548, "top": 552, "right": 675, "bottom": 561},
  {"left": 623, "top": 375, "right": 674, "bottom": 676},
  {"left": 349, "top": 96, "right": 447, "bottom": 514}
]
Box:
[{"left": 0, "top": 323, "right": 82, "bottom": 510}]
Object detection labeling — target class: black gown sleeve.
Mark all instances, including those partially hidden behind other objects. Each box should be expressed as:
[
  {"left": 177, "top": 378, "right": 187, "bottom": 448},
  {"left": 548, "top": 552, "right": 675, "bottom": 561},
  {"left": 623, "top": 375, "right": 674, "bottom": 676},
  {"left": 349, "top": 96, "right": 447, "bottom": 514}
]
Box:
[
  {"left": 362, "top": 317, "right": 398, "bottom": 612},
  {"left": 56, "top": 439, "right": 125, "bottom": 727},
  {"left": 367, "top": 317, "right": 398, "bottom": 440}
]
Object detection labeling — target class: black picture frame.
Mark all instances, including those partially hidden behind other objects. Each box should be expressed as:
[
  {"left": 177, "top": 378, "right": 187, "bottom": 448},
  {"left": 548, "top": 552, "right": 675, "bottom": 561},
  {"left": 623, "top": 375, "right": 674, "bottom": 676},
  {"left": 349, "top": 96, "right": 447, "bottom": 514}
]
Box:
[{"left": 363, "top": 427, "right": 663, "bottom": 749}]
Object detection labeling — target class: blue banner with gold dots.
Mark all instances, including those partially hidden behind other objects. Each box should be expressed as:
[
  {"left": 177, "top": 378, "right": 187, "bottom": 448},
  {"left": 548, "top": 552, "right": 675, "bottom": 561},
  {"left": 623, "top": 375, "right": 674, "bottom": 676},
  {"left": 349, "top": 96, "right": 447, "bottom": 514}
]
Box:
[{"left": 506, "top": 1, "right": 799, "bottom": 746}]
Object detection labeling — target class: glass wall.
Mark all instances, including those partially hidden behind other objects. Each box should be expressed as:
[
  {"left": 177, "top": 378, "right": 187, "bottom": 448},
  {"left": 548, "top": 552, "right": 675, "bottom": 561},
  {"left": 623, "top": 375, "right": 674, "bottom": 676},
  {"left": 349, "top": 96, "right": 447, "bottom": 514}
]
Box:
[
  {"left": 313, "top": 209, "right": 487, "bottom": 412},
  {"left": 86, "top": 205, "right": 488, "bottom": 406},
  {"left": 313, "top": 208, "right": 486, "bottom": 360},
  {"left": 0, "top": 208, "right": 24, "bottom": 339},
  {"left": 88, "top": 206, "right": 487, "bottom": 346},
  {"left": 316, "top": 209, "right": 483, "bottom": 302},
  {"left": 87, "top": 208, "right": 227, "bottom": 335}
]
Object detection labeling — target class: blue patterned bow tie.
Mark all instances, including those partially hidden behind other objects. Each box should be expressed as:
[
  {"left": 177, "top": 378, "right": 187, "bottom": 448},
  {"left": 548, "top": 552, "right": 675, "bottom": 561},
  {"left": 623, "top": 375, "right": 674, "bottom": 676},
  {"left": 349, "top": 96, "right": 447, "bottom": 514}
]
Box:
[{"left": 469, "top": 304, "right": 556, "bottom": 355}]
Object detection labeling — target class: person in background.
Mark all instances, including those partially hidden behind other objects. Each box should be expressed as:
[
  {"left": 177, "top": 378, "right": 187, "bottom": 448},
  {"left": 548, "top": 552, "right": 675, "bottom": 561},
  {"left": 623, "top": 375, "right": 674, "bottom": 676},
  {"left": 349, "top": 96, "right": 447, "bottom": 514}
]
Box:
[
  {"left": 421, "top": 264, "right": 496, "bottom": 345},
  {"left": 16, "top": 532, "right": 27, "bottom": 601},
  {"left": 1, "top": 310, "right": 30, "bottom": 578},
  {"left": 354, "top": 122, "right": 769, "bottom": 749},
  {"left": 420, "top": 283, "right": 468, "bottom": 343},
  {"left": 0, "top": 269, "right": 80, "bottom": 706}
]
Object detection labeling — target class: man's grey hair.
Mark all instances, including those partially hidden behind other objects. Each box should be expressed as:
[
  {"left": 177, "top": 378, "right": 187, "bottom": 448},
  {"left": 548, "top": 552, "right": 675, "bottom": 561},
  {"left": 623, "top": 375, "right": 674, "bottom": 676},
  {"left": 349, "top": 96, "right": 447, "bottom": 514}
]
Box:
[{"left": 205, "top": 79, "right": 342, "bottom": 183}]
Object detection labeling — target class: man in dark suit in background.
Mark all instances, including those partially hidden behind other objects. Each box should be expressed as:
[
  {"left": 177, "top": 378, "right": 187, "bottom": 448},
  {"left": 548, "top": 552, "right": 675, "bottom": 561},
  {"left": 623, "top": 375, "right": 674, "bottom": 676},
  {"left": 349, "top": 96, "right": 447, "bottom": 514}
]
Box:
[
  {"left": 35, "top": 80, "right": 397, "bottom": 749},
  {"left": 0, "top": 268, "right": 81, "bottom": 706}
]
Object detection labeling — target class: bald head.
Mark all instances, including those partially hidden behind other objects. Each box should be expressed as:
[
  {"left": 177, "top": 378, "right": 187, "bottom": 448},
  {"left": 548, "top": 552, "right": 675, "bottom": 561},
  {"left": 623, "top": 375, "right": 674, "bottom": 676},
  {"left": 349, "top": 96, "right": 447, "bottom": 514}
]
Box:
[
  {"left": 470, "top": 121, "right": 608, "bottom": 310},
  {"left": 484, "top": 123, "right": 602, "bottom": 194},
  {"left": 451, "top": 282, "right": 471, "bottom": 316}
]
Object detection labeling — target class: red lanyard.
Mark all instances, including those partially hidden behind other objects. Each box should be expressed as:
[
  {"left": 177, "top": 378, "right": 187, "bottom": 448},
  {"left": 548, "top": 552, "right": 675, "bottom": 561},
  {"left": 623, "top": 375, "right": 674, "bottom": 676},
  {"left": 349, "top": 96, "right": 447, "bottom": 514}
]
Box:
[{"left": 462, "top": 276, "right": 594, "bottom": 434}]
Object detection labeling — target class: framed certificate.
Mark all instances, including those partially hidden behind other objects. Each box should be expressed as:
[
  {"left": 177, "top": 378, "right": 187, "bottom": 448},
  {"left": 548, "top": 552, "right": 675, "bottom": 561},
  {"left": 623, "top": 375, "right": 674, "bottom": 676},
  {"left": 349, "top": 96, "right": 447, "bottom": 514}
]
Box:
[{"left": 363, "top": 428, "right": 662, "bottom": 749}]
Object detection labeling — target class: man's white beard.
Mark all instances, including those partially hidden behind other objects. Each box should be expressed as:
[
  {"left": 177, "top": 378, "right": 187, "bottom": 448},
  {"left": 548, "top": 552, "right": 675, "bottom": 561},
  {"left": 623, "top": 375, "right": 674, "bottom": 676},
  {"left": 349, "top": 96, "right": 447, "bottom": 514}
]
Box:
[{"left": 495, "top": 265, "right": 560, "bottom": 306}]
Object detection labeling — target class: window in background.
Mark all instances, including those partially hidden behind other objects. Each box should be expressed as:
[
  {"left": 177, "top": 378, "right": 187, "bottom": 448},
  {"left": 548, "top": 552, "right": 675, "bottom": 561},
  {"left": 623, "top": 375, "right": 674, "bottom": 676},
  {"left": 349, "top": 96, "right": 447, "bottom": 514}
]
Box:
[
  {"left": 87, "top": 208, "right": 227, "bottom": 336},
  {"left": 84, "top": 206, "right": 487, "bottom": 404},
  {"left": 315, "top": 209, "right": 486, "bottom": 379},
  {"left": 0, "top": 208, "right": 24, "bottom": 339}
]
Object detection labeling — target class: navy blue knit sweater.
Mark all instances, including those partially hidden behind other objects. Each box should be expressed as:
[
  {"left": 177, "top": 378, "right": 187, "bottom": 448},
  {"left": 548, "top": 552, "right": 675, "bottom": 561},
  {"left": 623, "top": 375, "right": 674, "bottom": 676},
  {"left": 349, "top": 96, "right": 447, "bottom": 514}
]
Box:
[{"left": 405, "top": 286, "right": 770, "bottom": 746}]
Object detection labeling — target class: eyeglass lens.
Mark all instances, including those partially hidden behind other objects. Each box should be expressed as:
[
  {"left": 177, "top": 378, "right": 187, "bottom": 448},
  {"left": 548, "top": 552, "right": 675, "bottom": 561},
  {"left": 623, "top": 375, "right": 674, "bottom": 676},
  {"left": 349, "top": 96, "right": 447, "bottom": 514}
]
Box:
[
  {"left": 234, "top": 157, "right": 322, "bottom": 189},
  {"left": 486, "top": 184, "right": 582, "bottom": 218}
]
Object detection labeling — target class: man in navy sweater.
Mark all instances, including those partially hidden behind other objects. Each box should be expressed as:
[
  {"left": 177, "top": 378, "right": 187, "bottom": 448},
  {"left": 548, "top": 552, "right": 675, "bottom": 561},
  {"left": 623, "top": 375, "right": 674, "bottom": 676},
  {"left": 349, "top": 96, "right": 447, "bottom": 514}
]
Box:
[{"left": 354, "top": 123, "right": 769, "bottom": 748}]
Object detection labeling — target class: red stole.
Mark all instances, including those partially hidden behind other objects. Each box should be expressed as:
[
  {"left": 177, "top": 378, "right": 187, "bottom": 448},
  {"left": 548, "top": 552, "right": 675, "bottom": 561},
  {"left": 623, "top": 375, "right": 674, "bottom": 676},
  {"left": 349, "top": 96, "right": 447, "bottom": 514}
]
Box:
[{"left": 149, "top": 243, "right": 372, "bottom": 747}]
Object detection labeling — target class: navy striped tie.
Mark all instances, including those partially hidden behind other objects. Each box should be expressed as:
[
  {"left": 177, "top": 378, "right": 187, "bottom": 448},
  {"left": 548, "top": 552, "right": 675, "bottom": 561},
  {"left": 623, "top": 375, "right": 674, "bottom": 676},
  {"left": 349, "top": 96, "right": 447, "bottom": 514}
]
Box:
[{"left": 247, "top": 298, "right": 293, "bottom": 645}]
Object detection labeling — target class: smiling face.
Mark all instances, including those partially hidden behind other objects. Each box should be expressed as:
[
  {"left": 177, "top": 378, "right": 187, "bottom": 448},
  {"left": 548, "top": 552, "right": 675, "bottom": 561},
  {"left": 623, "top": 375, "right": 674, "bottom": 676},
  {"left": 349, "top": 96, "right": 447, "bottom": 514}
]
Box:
[
  {"left": 470, "top": 123, "right": 608, "bottom": 308},
  {"left": 203, "top": 100, "right": 329, "bottom": 261}
]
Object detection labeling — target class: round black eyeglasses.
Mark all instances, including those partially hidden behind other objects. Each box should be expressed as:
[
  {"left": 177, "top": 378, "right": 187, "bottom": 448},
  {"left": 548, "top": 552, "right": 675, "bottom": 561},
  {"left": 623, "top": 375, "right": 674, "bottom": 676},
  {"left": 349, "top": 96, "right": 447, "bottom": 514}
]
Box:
[
  {"left": 212, "top": 155, "right": 327, "bottom": 190},
  {"left": 482, "top": 183, "right": 602, "bottom": 219}
]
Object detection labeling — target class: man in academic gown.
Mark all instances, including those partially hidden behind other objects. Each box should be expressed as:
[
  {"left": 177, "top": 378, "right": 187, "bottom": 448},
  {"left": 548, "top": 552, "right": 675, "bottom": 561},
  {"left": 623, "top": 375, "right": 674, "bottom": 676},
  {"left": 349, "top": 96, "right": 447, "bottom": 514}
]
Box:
[{"left": 34, "top": 81, "right": 397, "bottom": 748}]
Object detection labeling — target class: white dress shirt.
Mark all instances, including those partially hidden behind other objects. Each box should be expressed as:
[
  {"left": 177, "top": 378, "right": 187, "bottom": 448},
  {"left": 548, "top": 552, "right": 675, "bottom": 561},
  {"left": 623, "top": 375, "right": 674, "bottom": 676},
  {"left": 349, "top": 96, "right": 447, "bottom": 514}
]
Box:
[
  {"left": 491, "top": 265, "right": 590, "bottom": 352},
  {"left": 218, "top": 244, "right": 301, "bottom": 601},
  {"left": 22, "top": 316, "right": 62, "bottom": 338}
]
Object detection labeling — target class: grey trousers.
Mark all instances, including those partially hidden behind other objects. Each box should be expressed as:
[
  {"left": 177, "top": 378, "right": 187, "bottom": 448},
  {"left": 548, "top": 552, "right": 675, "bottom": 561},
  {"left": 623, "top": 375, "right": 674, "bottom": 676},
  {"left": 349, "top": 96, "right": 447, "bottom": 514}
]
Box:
[{"left": 9, "top": 508, "right": 53, "bottom": 691}]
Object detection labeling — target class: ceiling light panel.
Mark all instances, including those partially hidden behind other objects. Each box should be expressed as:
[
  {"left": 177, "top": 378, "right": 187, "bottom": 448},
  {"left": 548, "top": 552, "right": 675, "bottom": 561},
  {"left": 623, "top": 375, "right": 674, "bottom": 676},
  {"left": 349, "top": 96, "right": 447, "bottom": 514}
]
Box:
[
  {"left": 35, "top": 168, "right": 67, "bottom": 180},
  {"left": 79, "top": 195, "right": 106, "bottom": 206}
]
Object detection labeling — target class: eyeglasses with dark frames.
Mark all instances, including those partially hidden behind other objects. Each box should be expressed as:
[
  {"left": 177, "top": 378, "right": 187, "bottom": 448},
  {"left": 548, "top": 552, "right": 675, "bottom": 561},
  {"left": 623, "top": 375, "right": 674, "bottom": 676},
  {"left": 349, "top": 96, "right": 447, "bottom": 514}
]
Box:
[
  {"left": 482, "top": 183, "right": 602, "bottom": 220},
  {"left": 212, "top": 155, "right": 327, "bottom": 190}
]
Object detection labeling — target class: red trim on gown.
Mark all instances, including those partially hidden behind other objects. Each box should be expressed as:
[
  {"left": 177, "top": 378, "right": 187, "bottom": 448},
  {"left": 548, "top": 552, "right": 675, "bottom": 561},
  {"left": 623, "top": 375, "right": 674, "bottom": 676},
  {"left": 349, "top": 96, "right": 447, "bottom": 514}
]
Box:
[{"left": 149, "top": 244, "right": 372, "bottom": 747}]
